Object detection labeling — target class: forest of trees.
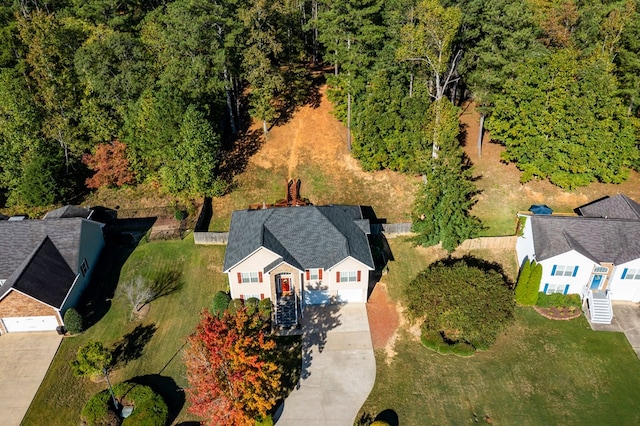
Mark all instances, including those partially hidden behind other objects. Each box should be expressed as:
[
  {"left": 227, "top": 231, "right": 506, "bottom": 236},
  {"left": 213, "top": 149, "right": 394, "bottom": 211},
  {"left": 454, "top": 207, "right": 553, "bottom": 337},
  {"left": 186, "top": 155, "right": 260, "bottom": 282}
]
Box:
[{"left": 0, "top": 0, "right": 638, "bottom": 211}]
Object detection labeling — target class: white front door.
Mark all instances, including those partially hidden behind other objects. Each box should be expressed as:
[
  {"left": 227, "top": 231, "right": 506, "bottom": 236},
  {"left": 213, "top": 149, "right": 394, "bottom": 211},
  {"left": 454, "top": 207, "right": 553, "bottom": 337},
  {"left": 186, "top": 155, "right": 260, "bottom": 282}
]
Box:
[{"left": 2, "top": 316, "right": 59, "bottom": 332}]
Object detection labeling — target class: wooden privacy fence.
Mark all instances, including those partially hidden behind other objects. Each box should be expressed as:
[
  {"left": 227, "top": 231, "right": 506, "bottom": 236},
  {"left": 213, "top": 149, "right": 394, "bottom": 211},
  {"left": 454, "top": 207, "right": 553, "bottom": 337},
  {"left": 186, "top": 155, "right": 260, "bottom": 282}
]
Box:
[
  {"left": 456, "top": 236, "right": 517, "bottom": 250},
  {"left": 194, "top": 232, "right": 229, "bottom": 245}
]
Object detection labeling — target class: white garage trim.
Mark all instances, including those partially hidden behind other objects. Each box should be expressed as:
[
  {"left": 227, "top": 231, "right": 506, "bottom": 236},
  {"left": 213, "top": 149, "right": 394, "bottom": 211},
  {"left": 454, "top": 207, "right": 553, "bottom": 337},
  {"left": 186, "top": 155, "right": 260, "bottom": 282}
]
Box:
[
  {"left": 2, "top": 316, "right": 59, "bottom": 332},
  {"left": 337, "top": 289, "right": 364, "bottom": 303}
]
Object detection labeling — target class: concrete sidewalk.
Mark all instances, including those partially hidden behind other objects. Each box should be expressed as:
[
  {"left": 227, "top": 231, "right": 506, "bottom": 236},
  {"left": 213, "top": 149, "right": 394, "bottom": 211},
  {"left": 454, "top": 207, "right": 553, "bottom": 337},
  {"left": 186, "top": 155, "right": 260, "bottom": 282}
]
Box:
[
  {"left": 276, "top": 304, "right": 376, "bottom": 425},
  {"left": 0, "top": 332, "right": 62, "bottom": 426}
]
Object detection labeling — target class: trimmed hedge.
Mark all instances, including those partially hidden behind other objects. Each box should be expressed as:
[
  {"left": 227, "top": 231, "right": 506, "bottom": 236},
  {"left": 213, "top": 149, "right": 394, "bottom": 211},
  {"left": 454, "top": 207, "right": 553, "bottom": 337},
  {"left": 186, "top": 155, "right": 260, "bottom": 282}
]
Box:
[
  {"left": 64, "top": 308, "right": 83, "bottom": 334},
  {"left": 245, "top": 297, "right": 260, "bottom": 316},
  {"left": 515, "top": 259, "right": 542, "bottom": 306},
  {"left": 81, "top": 382, "right": 168, "bottom": 426},
  {"left": 227, "top": 298, "right": 244, "bottom": 315},
  {"left": 211, "top": 291, "right": 231, "bottom": 317}
]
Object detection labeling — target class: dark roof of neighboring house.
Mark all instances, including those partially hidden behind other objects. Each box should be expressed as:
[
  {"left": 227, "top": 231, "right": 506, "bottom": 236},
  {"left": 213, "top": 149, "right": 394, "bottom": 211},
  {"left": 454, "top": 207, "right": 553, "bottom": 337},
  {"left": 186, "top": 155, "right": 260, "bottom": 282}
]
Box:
[
  {"left": 0, "top": 218, "right": 85, "bottom": 280},
  {"left": 577, "top": 194, "right": 640, "bottom": 220},
  {"left": 531, "top": 215, "right": 640, "bottom": 264},
  {"left": 223, "top": 205, "right": 374, "bottom": 272},
  {"left": 9, "top": 237, "right": 76, "bottom": 308},
  {"left": 44, "top": 205, "right": 93, "bottom": 220}
]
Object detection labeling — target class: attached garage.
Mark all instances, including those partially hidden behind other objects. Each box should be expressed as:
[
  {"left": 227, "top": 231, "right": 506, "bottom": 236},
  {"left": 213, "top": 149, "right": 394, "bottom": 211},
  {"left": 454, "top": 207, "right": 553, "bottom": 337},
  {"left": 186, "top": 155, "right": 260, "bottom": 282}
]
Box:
[
  {"left": 2, "top": 316, "right": 59, "bottom": 332},
  {"left": 305, "top": 289, "right": 330, "bottom": 305},
  {"left": 337, "top": 289, "right": 365, "bottom": 303}
]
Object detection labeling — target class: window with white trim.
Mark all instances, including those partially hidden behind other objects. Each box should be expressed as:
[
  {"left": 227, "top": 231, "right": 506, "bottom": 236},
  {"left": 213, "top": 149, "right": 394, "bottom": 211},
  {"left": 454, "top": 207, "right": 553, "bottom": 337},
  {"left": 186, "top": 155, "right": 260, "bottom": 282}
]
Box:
[
  {"left": 552, "top": 265, "right": 577, "bottom": 276},
  {"left": 593, "top": 266, "right": 609, "bottom": 273},
  {"left": 309, "top": 269, "right": 321, "bottom": 280},
  {"left": 80, "top": 259, "right": 89, "bottom": 276},
  {"left": 240, "top": 272, "right": 260, "bottom": 283},
  {"left": 340, "top": 271, "right": 358, "bottom": 282},
  {"left": 623, "top": 269, "right": 640, "bottom": 280},
  {"left": 545, "top": 283, "right": 568, "bottom": 294}
]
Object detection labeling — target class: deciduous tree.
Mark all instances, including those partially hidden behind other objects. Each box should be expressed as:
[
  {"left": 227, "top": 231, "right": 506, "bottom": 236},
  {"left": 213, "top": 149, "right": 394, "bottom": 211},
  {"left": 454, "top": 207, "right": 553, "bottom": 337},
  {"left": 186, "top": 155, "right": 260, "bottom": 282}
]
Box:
[
  {"left": 82, "top": 140, "right": 135, "bottom": 189},
  {"left": 184, "top": 307, "right": 281, "bottom": 426}
]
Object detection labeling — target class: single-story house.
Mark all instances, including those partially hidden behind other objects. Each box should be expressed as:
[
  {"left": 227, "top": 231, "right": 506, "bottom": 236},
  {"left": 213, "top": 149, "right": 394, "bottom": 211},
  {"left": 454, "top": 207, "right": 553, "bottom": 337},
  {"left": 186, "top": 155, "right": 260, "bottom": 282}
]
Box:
[
  {"left": 223, "top": 205, "right": 375, "bottom": 327},
  {"left": 516, "top": 194, "right": 640, "bottom": 324},
  {"left": 0, "top": 214, "right": 105, "bottom": 333}
]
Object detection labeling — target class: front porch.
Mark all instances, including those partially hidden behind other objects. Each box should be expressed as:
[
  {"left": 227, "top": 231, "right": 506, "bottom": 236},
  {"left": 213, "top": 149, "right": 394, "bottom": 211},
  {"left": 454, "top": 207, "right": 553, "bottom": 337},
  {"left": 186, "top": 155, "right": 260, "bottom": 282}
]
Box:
[{"left": 583, "top": 289, "right": 613, "bottom": 325}]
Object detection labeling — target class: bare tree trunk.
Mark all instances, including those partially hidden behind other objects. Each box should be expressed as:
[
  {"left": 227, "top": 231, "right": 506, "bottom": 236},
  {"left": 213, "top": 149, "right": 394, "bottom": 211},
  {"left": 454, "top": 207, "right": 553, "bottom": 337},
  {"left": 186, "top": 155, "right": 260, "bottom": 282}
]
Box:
[
  {"left": 224, "top": 67, "right": 237, "bottom": 134},
  {"left": 477, "top": 113, "right": 485, "bottom": 157},
  {"left": 347, "top": 91, "right": 352, "bottom": 151}
]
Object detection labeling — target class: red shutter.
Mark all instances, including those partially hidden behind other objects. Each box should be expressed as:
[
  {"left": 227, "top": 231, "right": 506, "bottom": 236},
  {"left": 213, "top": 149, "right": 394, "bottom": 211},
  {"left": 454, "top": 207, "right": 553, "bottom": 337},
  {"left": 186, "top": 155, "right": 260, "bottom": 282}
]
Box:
[
  {"left": 306, "top": 270, "right": 310, "bottom": 280},
  {"left": 237, "top": 272, "right": 242, "bottom": 283},
  {"left": 260, "top": 293, "right": 264, "bottom": 300},
  {"left": 357, "top": 271, "right": 362, "bottom": 282},
  {"left": 336, "top": 272, "right": 340, "bottom": 282},
  {"left": 258, "top": 272, "right": 263, "bottom": 282},
  {"left": 319, "top": 269, "right": 323, "bottom": 280}
]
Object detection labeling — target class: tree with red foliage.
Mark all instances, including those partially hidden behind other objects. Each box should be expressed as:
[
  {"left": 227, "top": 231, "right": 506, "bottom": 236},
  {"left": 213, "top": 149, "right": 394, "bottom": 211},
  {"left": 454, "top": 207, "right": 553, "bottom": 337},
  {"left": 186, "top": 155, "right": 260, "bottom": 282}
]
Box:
[
  {"left": 183, "top": 307, "right": 281, "bottom": 426},
  {"left": 82, "top": 140, "right": 135, "bottom": 189}
]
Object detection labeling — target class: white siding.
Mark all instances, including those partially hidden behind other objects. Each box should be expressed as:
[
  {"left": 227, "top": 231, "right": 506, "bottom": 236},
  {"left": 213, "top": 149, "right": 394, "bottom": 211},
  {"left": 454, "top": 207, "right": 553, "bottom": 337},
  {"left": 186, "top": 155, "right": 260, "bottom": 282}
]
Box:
[
  {"left": 516, "top": 214, "right": 536, "bottom": 266},
  {"left": 321, "top": 257, "right": 371, "bottom": 303},
  {"left": 538, "top": 251, "right": 597, "bottom": 295},
  {"left": 227, "top": 247, "right": 280, "bottom": 300},
  {"left": 609, "top": 259, "right": 640, "bottom": 302}
]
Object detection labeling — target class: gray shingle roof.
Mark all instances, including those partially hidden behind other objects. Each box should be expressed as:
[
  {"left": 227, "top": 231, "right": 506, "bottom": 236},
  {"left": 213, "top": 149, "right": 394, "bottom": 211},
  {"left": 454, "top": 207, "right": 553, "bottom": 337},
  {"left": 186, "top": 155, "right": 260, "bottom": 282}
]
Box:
[
  {"left": 43, "top": 205, "right": 92, "bottom": 220},
  {"left": 531, "top": 215, "right": 640, "bottom": 264},
  {"left": 223, "top": 205, "right": 374, "bottom": 272},
  {"left": 578, "top": 194, "right": 640, "bottom": 220},
  {"left": 0, "top": 218, "right": 85, "bottom": 280}
]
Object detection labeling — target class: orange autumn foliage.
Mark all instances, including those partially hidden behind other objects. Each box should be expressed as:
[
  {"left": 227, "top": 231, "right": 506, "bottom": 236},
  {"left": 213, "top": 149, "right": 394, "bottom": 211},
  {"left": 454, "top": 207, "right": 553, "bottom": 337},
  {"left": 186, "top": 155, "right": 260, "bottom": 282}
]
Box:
[
  {"left": 82, "top": 140, "right": 135, "bottom": 189},
  {"left": 183, "top": 308, "right": 281, "bottom": 426}
]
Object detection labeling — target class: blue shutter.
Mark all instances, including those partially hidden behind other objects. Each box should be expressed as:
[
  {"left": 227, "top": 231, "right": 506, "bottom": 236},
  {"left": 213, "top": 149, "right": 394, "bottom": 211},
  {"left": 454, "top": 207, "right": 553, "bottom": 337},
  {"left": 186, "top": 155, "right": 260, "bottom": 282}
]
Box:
[
  {"left": 551, "top": 265, "right": 557, "bottom": 276},
  {"left": 622, "top": 268, "right": 628, "bottom": 279},
  {"left": 543, "top": 283, "right": 549, "bottom": 293},
  {"left": 572, "top": 266, "right": 579, "bottom": 277},
  {"left": 563, "top": 285, "right": 569, "bottom": 295}
]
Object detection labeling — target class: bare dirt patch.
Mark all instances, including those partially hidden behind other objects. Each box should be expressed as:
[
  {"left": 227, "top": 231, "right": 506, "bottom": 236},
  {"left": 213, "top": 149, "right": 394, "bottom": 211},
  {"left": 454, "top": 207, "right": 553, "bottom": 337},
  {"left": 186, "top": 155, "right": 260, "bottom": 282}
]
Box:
[{"left": 366, "top": 283, "right": 399, "bottom": 350}]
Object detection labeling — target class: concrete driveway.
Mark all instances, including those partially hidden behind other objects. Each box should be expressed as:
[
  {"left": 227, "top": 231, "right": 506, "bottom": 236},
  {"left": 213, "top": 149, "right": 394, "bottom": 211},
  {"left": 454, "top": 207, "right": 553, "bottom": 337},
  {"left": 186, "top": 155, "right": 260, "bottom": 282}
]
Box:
[
  {"left": 0, "top": 332, "right": 62, "bottom": 426},
  {"left": 276, "top": 303, "right": 376, "bottom": 426},
  {"left": 609, "top": 302, "right": 640, "bottom": 358}
]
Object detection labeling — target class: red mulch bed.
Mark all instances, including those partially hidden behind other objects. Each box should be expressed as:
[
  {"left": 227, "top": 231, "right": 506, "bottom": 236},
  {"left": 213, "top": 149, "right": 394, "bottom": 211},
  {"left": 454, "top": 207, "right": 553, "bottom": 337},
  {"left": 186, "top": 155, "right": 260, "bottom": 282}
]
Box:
[
  {"left": 533, "top": 306, "right": 582, "bottom": 320},
  {"left": 367, "top": 283, "right": 400, "bottom": 349}
]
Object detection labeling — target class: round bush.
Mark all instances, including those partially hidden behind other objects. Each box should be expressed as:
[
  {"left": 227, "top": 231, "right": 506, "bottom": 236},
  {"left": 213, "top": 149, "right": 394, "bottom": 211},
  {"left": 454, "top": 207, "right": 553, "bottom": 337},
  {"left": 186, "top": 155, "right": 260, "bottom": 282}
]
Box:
[
  {"left": 258, "top": 298, "right": 272, "bottom": 320},
  {"left": 245, "top": 297, "right": 260, "bottom": 316},
  {"left": 226, "top": 298, "right": 244, "bottom": 315},
  {"left": 211, "top": 291, "right": 231, "bottom": 317},
  {"left": 64, "top": 308, "right": 83, "bottom": 334},
  {"left": 81, "top": 382, "right": 168, "bottom": 426}
]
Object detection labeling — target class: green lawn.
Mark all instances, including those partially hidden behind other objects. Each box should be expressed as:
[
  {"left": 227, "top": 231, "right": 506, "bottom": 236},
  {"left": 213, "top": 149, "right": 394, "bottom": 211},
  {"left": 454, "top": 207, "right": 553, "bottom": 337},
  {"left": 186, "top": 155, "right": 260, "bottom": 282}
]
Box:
[
  {"left": 360, "top": 238, "right": 640, "bottom": 425},
  {"left": 23, "top": 233, "right": 229, "bottom": 425}
]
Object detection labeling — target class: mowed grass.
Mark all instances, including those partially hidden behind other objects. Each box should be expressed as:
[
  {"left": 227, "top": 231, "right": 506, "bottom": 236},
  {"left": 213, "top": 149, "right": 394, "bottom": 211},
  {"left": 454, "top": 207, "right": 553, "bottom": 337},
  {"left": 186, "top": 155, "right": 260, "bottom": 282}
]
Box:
[
  {"left": 360, "top": 237, "right": 640, "bottom": 425},
  {"left": 23, "top": 234, "right": 228, "bottom": 425}
]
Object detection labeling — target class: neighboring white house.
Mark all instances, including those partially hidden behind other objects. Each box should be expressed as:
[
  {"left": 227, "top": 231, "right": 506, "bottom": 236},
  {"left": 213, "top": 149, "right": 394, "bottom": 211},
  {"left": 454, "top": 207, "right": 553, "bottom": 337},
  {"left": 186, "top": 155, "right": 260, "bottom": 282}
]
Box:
[
  {"left": 516, "top": 194, "right": 640, "bottom": 325},
  {"left": 223, "top": 205, "right": 375, "bottom": 327}
]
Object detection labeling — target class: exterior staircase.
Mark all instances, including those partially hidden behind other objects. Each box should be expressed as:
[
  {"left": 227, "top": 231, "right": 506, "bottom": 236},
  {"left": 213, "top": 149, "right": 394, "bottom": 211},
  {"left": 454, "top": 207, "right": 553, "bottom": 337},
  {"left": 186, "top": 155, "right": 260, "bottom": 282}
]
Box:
[
  {"left": 276, "top": 294, "right": 298, "bottom": 329},
  {"left": 588, "top": 290, "right": 613, "bottom": 324}
]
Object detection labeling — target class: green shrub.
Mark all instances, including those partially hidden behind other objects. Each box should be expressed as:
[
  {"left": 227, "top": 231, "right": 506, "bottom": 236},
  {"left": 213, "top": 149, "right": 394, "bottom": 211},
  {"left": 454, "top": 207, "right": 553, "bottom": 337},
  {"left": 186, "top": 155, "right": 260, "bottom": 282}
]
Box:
[
  {"left": 245, "top": 297, "right": 260, "bottom": 316},
  {"left": 515, "top": 259, "right": 540, "bottom": 306},
  {"left": 371, "top": 421, "right": 391, "bottom": 426},
  {"left": 227, "top": 298, "right": 244, "bottom": 315},
  {"left": 63, "top": 308, "right": 83, "bottom": 334},
  {"left": 81, "top": 382, "right": 168, "bottom": 426},
  {"left": 71, "top": 341, "right": 112, "bottom": 377},
  {"left": 174, "top": 209, "right": 186, "bottom": 221},
  {"left": 258, "top": 298, "right": 272, "bottom": 320},
  {"left": 211, "top": 291, "right": 231, "bottom": 317},
  {"left": 255, "top": 414, "right": 274, "bottom": 426},
  {"left": 536, "top": 293, "right": 581, "bottom": 308}
]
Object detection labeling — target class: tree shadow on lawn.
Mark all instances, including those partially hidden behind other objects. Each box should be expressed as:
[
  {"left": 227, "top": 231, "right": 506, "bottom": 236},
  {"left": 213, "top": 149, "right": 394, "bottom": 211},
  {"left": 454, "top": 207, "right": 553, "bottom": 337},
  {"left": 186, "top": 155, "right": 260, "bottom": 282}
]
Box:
[
  {"left": 356, "top": 409, "right": 400, "bottom": 426},
  {"left": 111, "top": 323, "right": 157, "bottom": 368},
  {"left": 129, "top": 374, "right": 185, "bottom": 426},
  {"left": 149, "top": 267, "right": 184, "bottom": 301},
  {"left": 78, "top": 218, "right": 156, "bottom": 329}
]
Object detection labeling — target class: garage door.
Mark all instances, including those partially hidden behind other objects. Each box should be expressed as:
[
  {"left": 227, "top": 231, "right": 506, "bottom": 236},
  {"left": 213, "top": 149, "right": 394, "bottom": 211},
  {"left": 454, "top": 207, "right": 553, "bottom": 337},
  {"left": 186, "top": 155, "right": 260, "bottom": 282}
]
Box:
[
  {"left": 337, "top": 289, "right": 364, "bottom": 303},
  {"left": 2, "top": 316, "right": 59, "bottom": 332},
  {"left": 304, "top": 290, "right": 330, "bottom": 305}
]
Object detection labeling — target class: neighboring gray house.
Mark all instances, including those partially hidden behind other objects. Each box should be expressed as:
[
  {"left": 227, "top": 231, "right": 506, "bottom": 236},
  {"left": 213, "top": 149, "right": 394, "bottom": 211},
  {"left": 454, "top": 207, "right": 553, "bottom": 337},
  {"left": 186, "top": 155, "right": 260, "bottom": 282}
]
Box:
[
  {"left": 0, "top": 216, "right": 105, "bottom": 333},
  {"left": 223, "top": 205, "right": 374, "bottom": 327},
  {"left": 516, "top": 194, "right": 640, "bottom": 325}
]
